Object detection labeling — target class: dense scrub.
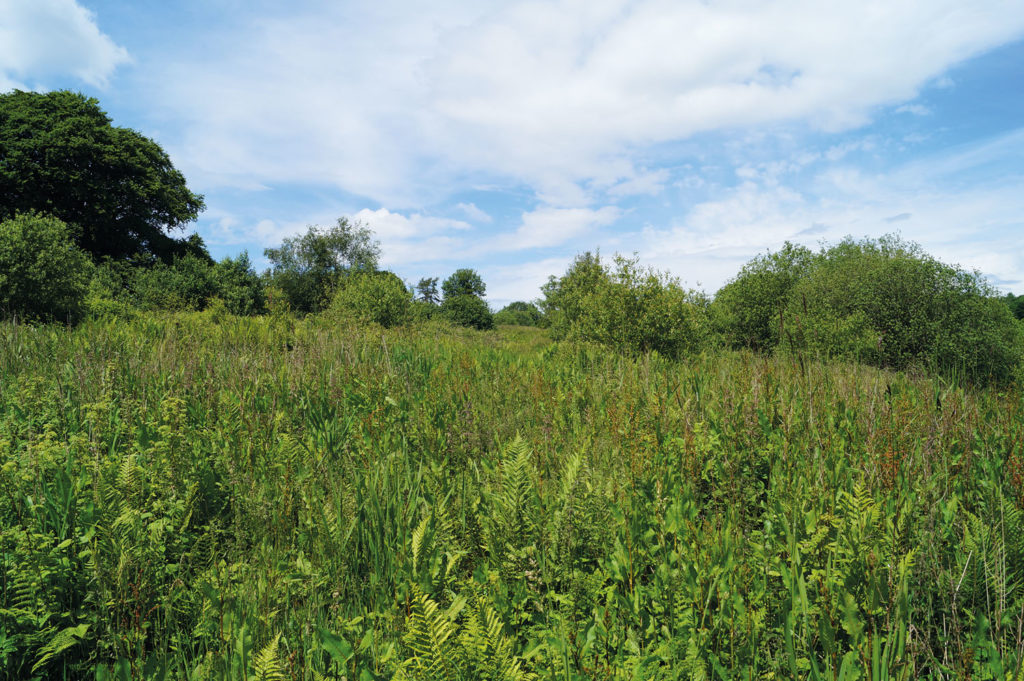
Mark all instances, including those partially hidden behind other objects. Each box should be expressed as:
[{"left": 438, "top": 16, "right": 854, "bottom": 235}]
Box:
[
  {"left": 713, "top": 236, "right": 1024, "bottom": 385},
  {"left": 1, "top": 314, "right": 1022, "bottom": 679}
]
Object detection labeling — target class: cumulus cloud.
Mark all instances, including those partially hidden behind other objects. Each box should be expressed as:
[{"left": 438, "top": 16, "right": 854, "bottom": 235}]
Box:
[
  {"left": 636, "top": 128, "right": 1024, "bottom": 293},
  {"left": 148, "top": 0, "right": 1024, "bottom": 207},
  {"left": 0, "top": 0, "right": 128, "bottom": 90},
  {"left": 494, "top": 206, "right": 622, "bottom": 251}
]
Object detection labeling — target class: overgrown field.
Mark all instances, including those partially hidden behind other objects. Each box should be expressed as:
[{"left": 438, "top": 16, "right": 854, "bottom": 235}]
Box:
[{"left": 1, "top": 314, "right": 1023, "bottom": 680}]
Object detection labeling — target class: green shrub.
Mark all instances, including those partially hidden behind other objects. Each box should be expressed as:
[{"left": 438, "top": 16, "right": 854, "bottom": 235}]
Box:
[
  {"left": 712, "top": 241, "right": 817, "bottom": 350},
  {"left": 540, "top": 251, "right": 607, "bottom": 340},
  {"left": 332, "top": 270, "right": 412, "bottom": 327},
  {"left": 494, "top": 301, "right": 543, "bottom": 327},
  {"left": 0, "top": 213, "right": 92, "bottom": 323},
  {"left": 264, "top": 218, "right": 380, "bottom": 313},
  {"left": 441, "top": 294, "right": 494, "bottom": 330},
  {"left": 783, "top": 235, "right": 1024, "bottom": 384},
  {"left": 131, "top": 254, "right": 219, "bottom": 311},
  {"left": 213, "top": 252, "right": 266, "bottom": 316},
  {"left": 441, "top": 268, "right": 486, "bottom": 299},
  {"left": 542, "top": 252, "right": 708, "bottom": 357}
]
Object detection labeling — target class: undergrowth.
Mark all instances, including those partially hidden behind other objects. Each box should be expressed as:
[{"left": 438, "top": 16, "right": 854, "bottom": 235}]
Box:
[{"left": 1, "top": 314, "right": 1022, "bottom": 679}]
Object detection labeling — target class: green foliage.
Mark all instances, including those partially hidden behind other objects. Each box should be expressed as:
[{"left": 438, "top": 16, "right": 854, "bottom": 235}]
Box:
[
  {"left": 213, "top": 252, "right": 267, "bottom": 316},
  {"left": 712, "top": 241, "right": 817, "bottom": 350},
  {"left": 264, "top": 218, "right": 380, "bottom": 313},
  {"left": 0, "top": 212, "right": 92, "bottom": 323},
  {"left": 494, "top": 302, "right": 543, "bottom": 327},
  {"left": 539, "top": 251, "right": 606, "bottom": 340},
  {"left": 542, "top": 252, "right": 708, "bottom": 357},
  {"left": 131, "top": 253, "right": 220, "bottom": 311},
  {"left": 1003, "top": 292, "right": 1024, "bottom": 320},
  {"left": 441, "top": 294, "right": 495, "bottom": 330},
  {"left": 332, "top": 270, "right": 413, "bottom": 327},
  {"left": 782, "top": 235, "right": 1024, "bottom": 384},
  {"left": 442, "top": 269, "right": 487, "bottom": 300},
  {"left": 85, "top": 248, "right": 267, "bottom": 317},
  {"left": 0, "top": 90, "right": 204, "bottom": 261},
  {"left": 417, "top": 277, "right": 441, "bottom": 305},
  {"left": 2, "top": 306, "right": 1024, "bottom": 679}
]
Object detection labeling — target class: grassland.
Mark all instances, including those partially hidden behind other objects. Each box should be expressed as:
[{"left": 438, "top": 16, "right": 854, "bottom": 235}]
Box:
[{"left": 1, "top": 312, "right": 1023, "bottom": 679}]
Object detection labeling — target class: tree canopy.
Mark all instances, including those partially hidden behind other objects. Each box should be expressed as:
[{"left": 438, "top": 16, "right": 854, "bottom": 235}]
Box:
[
  {"left": 442, "top": 269, "right": 486, "bottom": 300},
  {"left": 264, "top": 218, "right": 380, "bottom": 313},
  {"left": 0, "top": 90, "right": 205, "bottom": 262}
]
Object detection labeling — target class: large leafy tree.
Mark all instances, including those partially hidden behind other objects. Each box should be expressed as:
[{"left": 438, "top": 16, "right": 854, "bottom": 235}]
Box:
[{"left": 0, "top": 90, "right": 205, "bottom": 261}]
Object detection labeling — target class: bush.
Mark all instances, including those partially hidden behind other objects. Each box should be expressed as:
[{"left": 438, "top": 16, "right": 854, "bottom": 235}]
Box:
[
  {"left": 331, "top": 271, "right": 412, "bottom": 327},
  {"left": 494, "top": 301, "right": 543, "bottom": 327},
  {"left": 442, "top": 269, "right": 486, "bottom": 299},
  {"left": 540, "top": 251, "right": 607, "bottom": 340},
  {"left": 542, "top": 252, "right": 709, "bottom": 357},
  {"left": 712, "top": 242, "right": 817, "bottom": 350},
  {"left": 781, "top": 235, "right": 1024, "bottom": 384},
  {"left": 213, "top": 252, "right": 266, "bottom": 316},
  {"left": 0, "top": 213, "right": 92, "bottom": 323},
  {"left": 441, "top": 294, "right": 494, "bottom": 330}
]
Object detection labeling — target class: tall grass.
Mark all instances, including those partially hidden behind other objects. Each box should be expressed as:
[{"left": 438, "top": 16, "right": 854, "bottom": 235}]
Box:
[{"left": 1, "top": 313, "right": 1022, "bottom": 679}]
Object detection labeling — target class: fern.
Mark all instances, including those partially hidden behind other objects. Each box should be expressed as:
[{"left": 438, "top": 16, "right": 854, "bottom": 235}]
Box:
[
  {"left": 32, "top": 623, "right": 89, "bottom": 674},
  {"left": 250, "top": 632, "right": 287, "bottom": 681}
]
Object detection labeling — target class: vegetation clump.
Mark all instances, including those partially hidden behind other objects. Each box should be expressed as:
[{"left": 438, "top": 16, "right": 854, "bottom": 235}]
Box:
[{"left": 0, "top": 212, "right": 92, "bottom": 323}]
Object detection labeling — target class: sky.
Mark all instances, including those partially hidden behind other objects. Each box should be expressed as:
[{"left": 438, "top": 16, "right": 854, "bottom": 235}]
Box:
[{"left": 3, "top": 0, "right": 1024, "bottom": 306}]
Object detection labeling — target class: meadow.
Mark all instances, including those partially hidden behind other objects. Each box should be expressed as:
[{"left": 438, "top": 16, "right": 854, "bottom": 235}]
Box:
[{"left": 1, "top": 311, "right": 1022, "bottom": 680}]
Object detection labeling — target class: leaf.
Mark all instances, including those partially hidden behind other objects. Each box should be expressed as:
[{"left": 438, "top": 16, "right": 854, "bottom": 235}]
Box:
[{"left": 318, "top": 627, "right": 354, "bottom": 665}]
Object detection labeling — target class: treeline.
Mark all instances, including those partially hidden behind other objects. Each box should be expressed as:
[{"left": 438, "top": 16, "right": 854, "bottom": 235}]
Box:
[
  {"left": 4, "top": 204, "right": 1023, "bottom": 385},
  {"left": 3, "top": 89, "right": 1023, "bottom": 385}
]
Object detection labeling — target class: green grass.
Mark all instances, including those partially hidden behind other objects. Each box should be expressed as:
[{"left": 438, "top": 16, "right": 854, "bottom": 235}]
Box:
[{"left": 1, "top": 313, "right": 1023, "bottom": 679}]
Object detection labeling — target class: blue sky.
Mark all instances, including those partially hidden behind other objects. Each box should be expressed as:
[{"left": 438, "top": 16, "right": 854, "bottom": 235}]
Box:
[{"left": 3, "top": 0, "right": 1024, "bottom": 305}]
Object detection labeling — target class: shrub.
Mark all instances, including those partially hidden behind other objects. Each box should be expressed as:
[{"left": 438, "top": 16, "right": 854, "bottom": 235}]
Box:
[
  {"left": 711, "top": 242, "right": 817, "bottom": 350},
  {"left": 213, "top": 252, "right": 266, "bottom": 316},
  {"left": 131, "top": 254, "right": 219, "bottom": 311},
  {"left": 441, "top": 269, "right": 486, "bottom": 299},
  {"left": 332, "top": 270, "right": 412, "bottom": 327},
  {"left": 0, "top": 213, "right": 92, "bottom": 323},
  {"left": 542, "top": 252, "right": 709, "bottom": 357},
  {"left": 539, "top": 251, "right": 607, "bottom": 340},
  {"left": 569, "top": 255, "right": 708, "bottom": 357},
  {"left": 494, "top": 301, "right": 543, "bottom": 327},
  {"left": 441, "top": 294, "right": 494, "bottom": 330},
  {"left": 782, "top": 235, "right": 1024, "bottom": 384},
  {"left": 264, "top": 218, "right": 380, "bottom": 313}
]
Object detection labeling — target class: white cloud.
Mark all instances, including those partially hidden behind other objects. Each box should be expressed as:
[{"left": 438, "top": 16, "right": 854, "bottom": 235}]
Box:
[
  {"left": 637, "top": 129, "right": 1024, "bottom": 293},
  {"left": 484, "top": 257, "right": 573, "bottom": 307},
  {"left": 0, "top": 0, "right": 128, "bottom": 90},
  {"left": 455, "top": 202, "right": 493, "bottom": 223},
  {"left": 146, "top": 0, "right": 1024, "bottom": 207},
  {"left": 495, "top": 206, "right": 622, "bottom": 251}
]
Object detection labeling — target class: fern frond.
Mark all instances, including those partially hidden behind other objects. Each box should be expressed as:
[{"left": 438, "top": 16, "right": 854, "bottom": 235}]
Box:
[
  {"left": 32, "top": 623, "right": 89, "bottom": 674},
  {"left": 251, "top": 632, "right": 286, "bottom": 681}
]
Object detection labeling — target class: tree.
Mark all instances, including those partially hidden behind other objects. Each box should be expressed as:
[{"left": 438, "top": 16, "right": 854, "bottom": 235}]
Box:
[
  {"left": 442, "top": 269, "right": 486, "bottom": 300},
  {"left": 441, "top": 294, "right": 494, "bottom": 330},
  {"left": 0, "top": 213, "right": 92, "bottom": 323},
  {"left": 332, "top": 270, "right": 412, "bottom": 327},
  {"left": 539, "top": 251, "right": 608, "bottom": 340},
  {"left": 781, "top": 235, "right": 1024, "bottom": 385},
  {"left": 264, "top": 218, "right": 380, "bottom": 313},
  {"left": 494, "top": 301, "right": 543, "bottom": 327},
  {"left": 213, "top": 252, "right": 266, "bottom": 316},
  {"left": 0, "top": 90, "right": 205, "bottom": 262},
  {"left": 711, "top": 242, "right": 817, "bottom": 350},
  {"left": 415, "top": 277, "right": 440, "bottom": 305}
]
